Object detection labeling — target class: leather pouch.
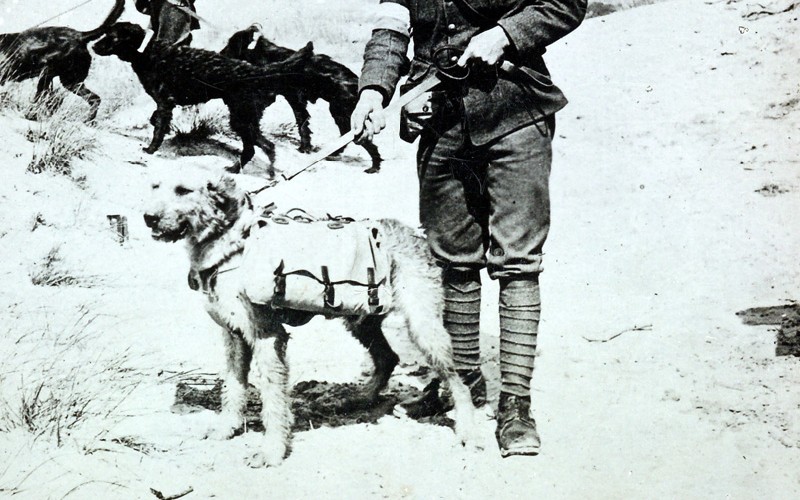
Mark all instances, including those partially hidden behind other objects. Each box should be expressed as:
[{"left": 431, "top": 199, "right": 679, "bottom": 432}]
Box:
[{"left": 399, "top": 81, "right": 435, "bottom": 143}]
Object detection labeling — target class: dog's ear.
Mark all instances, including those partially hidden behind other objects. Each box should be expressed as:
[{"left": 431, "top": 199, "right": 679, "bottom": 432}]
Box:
[
  {"left": 207, "top": 175, "right": 238, "bottom": 196},
  {"left": 207, "top": 175, "right": 242, "bottom": 216}
]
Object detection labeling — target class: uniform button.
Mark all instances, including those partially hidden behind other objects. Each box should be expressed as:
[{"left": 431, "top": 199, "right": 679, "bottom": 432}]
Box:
[
  {"left": 448, "top": 23, "right": 456, "bottom": 30},
  {"left": 492, "top": 248, "right": 504, "bottom": 257}
]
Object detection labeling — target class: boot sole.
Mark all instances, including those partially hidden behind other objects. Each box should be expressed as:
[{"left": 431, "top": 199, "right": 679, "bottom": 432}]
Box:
[{"left": 500, "top": 444, "right": 540, "bottom": 457}]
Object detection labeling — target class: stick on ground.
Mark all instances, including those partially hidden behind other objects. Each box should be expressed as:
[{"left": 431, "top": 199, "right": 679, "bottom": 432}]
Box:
[{"left": 582, "top": 324, "right": 653, "bottom": 343}]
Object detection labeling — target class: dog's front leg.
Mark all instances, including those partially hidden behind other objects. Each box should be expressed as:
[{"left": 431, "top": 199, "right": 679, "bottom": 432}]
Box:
[
  {"left": 144, "top": 103, "right": 174, "bottom": 154},
  {"left": 205, "top": 328, "right": 250, "bottom": 440},
  {"left": 247, "top": 331, "right": 292, "bottom": 468}
]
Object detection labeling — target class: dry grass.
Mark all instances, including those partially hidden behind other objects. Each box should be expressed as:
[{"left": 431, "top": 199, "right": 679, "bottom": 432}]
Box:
[
  {"left": 26, "top": 108, "right": 97, "bottom": 178},
  {"left": 171, "top": 106, "right": 231, "bottom": 142},
  {"left": 28, "top": 245, "right": 97, "bottom": 288},
  {"left": 0, "top": 304, "right": 142, "bottom": 446}
]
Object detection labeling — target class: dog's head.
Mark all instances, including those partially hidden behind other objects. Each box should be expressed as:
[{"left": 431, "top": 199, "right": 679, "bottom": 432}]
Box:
[
  {"left": 143, "top": 174, "right": 248, "bottom": 246},
  {"left": 93, "top": 22, "right": 147, "bottom": 59},
  {"left": 219, "top": 24, "right": 263, "bottom": 60}
]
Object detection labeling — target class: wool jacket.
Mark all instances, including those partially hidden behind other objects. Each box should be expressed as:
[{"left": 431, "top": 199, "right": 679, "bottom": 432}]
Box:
[{"left": 359, "top": 0, "right": 587, "bottom": 145}]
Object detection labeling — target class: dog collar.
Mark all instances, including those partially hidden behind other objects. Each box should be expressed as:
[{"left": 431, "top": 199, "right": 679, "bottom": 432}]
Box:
[
  {"left": 138, "top": 29, "right": 155, "bottom": 53},
  {"left": 247, "top": 25, "right": 262, "bottom": 50},
  {"left": 188, "top": 246, "right": 244, "bottom": 294}
]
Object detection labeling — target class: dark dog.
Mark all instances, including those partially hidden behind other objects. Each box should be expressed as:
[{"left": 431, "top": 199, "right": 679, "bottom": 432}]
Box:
[
  {"left": 93, "top": 22, "right": 313, "bottom": 175},
  {"left": 220, "top": 25, "right": 382, "bottom": 174},
  {"left": 0, "top": 0, "right": 125, "bottom": 121}
]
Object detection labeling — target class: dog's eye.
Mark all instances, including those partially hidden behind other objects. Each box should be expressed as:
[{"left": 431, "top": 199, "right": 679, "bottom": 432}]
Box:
[{"left": 174, "top": 186, "right": 193, "bottom": 196}]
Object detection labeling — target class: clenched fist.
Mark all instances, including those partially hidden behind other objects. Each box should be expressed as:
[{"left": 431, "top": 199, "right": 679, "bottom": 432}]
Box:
[
  {"left": 456, "top": 26, "right": 511, "bottom": 68},
  {"left": 351, "top": 89, "right": 386, "bottom": 143}
]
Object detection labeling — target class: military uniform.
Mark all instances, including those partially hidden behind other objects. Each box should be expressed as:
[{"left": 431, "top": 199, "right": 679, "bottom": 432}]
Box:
[
  {"left": 135, "top": 0, "right": 200, "bottom": 44},
  {"left": 358, "top": 0, "right": 586, "bottom": 456}
]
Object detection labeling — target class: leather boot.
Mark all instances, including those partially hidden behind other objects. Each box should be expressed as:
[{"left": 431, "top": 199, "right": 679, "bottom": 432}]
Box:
[{"left": 496, "top": 393, "right": 540, "bottom": 457}]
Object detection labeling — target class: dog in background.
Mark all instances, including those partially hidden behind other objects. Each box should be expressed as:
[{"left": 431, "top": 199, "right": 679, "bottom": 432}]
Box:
[
  {"left": 142, "top": 172, "right": 477, "bottom": 467},
  {"left": 93, "top": 22, "right": 313, "bottom": 175},
  {"left": 0, "top": 0, "right": 125, "bottom": 121},
  {"left": 220, "top": 24, "right": 383, "bottom": 174}
]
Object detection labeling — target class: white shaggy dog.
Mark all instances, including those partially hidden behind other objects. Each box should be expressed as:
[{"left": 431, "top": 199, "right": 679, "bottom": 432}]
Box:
[{"left": 143, "top": 173, "right": 477, "bottom": 467}]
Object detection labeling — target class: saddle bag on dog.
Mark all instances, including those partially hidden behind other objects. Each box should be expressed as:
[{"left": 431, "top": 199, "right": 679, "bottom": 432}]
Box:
[{"left": 241, "top": 213, "right": 392, "bottom": 316}]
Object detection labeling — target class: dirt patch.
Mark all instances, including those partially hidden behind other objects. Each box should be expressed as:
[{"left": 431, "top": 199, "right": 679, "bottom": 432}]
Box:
[
  {"left": 736, "top": 303, "right": 799, "bottom": 325},
  {"left": 737, "top": 303, "right": 800, "bottom": 356},
  {"left": 755, "top": 183, "right": 791, "bottom": 196},
  {"left": 174, "top": 379, "right": 454, "bottom": 432}
]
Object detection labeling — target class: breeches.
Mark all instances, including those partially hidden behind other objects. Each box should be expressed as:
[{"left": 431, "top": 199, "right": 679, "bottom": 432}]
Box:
[{"left": 417, "top": 117, "right": 554, "bottom": 279}]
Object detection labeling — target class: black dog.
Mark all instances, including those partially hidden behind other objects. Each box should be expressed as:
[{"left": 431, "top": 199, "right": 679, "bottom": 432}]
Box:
[
  {"left": 93, "top": 22, "right": 313, "bottom": 175},
  {"left": 220, "top": 25, "right": 382, "bottom": 174},
  {"left": 0, "top": 0, "right": 125, "bottom": 121}
]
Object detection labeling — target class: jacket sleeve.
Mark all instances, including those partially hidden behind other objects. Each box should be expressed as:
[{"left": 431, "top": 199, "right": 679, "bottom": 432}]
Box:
[
  {"left": 358, "top": 0, "right": 411, "bottom": 105},
  {"left": 497, "top": 0, "right": 588, "bottom": 58}
]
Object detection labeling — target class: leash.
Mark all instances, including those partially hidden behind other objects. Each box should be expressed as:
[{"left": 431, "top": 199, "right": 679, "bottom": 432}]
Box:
[
  {"left": 279, "top": 72, "right": 445, "bottom": 182},
  {"left": 29, "top": 0, "right": 97, "bottom": 29}
]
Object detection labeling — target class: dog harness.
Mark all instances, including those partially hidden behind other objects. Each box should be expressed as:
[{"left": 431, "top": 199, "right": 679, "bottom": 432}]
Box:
[{"left": 190, "top": 208, "right": 393, "bottom": 317}]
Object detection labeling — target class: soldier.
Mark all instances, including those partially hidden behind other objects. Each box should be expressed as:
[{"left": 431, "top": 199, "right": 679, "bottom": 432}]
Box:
[
  {"left": 134, "top": 0, "right": 200, "bottom": 45},
  {"left": 351, "top": 0, "right": 586, "bottom": 457}
]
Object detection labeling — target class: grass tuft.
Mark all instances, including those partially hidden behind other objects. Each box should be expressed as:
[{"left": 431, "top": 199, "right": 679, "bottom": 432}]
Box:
[
  {"left": 0, "top": 304, "right": 142, "bottom": 446},
  {"left": 29, "top": 245, "right": 96, "bottom": 288}
]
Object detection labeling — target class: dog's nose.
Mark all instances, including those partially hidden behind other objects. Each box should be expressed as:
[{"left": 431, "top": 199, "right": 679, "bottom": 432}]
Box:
[{"left": 143, "top": 213, "right": 160, "bottom": 228}]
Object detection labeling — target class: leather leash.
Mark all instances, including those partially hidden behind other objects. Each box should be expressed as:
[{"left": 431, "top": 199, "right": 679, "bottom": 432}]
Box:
[{"left": 279, "top": 72, "right": 445, "bottom": 182}]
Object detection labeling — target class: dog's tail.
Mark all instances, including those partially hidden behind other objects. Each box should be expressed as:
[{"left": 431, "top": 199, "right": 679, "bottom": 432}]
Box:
[{"left": 80, "top": 0, "right": 125, "bottom": 41}]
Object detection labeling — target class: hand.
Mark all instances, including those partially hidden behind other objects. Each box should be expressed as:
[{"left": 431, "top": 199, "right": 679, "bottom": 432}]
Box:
[
  {"left": 351, "top": 89, "right": 386, "bottom": 143},
  {"left": 457, "top": 26, "right": 511, "bottom": 68}
]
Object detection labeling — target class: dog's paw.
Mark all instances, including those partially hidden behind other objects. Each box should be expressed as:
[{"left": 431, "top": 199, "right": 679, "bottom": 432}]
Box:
[
  {"left": 224, "top": 162, "right": 241, "bottom": 174},
  {"left": 142, "top": 146, "right": 158, "bottom": 155},
  {"left": 203, "top": 417, "right": 241, "bottom": 441},
  {"left": 297, "top": 144, "right": 313, "bottom": 154},
  {"left": 247, "top": 441, "right": 287, "bottom": 468}
]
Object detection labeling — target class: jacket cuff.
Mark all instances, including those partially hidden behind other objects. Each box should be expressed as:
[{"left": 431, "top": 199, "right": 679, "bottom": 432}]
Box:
[{"left": 358, "top": 85, "right": 391, "bottom": 106}]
